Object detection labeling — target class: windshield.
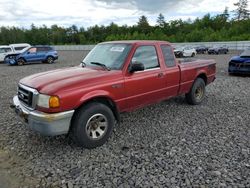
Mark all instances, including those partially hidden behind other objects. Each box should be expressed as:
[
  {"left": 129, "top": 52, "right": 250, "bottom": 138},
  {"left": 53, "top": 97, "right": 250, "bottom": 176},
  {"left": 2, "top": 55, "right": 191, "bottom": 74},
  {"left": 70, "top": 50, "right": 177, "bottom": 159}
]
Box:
[
  {"left": 21, "top": 46, "right": 31, "bottom": 53},
  {"left": 82, "top": 43, "right": 132, "bottom": 70},
  {"left": 175, "top": 47, "right": 184, "bottom": 51},
  {"left": 240, "top": 49, "right": 250, "bottom": 57}
]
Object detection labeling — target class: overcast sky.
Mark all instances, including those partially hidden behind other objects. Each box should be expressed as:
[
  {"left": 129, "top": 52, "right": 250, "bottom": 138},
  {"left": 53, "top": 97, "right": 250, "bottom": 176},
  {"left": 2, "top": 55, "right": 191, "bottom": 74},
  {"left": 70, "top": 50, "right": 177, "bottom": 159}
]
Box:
[{"left": 0, "top": 0, "right": 248, "bottom": 28}]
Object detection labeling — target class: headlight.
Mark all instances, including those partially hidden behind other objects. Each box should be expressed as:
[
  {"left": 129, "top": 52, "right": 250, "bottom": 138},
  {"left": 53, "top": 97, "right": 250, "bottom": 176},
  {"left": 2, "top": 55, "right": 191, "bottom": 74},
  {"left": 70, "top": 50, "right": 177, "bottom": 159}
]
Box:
[{"left": 37, "top": 94, "right": 60, "bottom": 108}]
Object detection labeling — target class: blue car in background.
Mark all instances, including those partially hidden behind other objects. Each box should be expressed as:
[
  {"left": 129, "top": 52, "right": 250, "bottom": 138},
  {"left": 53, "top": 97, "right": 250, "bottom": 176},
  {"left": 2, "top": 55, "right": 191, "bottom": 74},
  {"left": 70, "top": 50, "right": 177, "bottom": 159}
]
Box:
[
  {"left": 228, "top": 48, "right": 250, "bottom": 74},
  {"left": 5, "top": 45, "right": 58, "bottom": 65}
]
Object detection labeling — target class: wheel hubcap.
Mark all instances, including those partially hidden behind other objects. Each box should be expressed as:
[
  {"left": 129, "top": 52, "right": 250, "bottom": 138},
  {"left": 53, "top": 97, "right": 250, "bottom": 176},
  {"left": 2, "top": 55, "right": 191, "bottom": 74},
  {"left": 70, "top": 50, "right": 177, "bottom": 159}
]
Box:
[
  {"left": 18, "top": 60, "right": 24, "bottom": 65},
  {"left": 85, "top": 114, "right": 108, "bottom": 140},
  {"left": 195, "top": 86, "right": 204, "bottom": 100},
  {"left": 48, "top": 58, "right": 53, "bottom": 63}
]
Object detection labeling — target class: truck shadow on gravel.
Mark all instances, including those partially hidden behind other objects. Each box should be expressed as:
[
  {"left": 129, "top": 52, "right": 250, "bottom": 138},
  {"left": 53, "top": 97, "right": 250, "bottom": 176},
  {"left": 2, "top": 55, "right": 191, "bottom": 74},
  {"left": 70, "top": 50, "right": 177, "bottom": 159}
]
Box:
[{"left": 23, "top": 95, "right": 197, "bottom": 150}]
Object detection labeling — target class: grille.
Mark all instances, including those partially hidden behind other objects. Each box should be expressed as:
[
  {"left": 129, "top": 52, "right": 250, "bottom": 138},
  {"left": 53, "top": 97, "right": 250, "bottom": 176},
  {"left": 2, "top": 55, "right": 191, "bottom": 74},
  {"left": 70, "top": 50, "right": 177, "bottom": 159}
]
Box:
[
  {"left": 230, "top": 61, "right": 250, "bottom": 68},
  {"left": 18, "top": 85, "right": 34, "bottom": 108}
]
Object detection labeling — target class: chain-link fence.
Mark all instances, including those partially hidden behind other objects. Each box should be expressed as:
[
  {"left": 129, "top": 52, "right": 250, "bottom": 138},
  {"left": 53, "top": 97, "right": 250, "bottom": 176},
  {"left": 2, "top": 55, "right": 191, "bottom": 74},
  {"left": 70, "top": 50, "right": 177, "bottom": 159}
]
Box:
[{"left": 53, "top": 41, "right": 250, "bottom": 51}]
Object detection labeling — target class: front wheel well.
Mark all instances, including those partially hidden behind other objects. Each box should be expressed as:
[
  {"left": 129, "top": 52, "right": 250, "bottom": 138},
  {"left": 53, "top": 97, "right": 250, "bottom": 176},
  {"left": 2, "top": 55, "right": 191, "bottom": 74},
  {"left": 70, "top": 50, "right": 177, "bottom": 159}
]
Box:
[
  {"left": 46, "top": 56, "right": 55, "bottom": 60},
  {"left": 75, "top": 97, "right": 120, "bottom": 123},
  {"left": 18, "top": 57, "right": 26, "bottom": 61}
]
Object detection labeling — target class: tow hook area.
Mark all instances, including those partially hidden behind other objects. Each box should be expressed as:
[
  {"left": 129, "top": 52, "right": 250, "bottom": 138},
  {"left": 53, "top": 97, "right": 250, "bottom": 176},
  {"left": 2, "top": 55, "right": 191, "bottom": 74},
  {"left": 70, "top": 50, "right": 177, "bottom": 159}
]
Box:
[
  {"left": 10, "top": 104, "right": 29, "bottom": 123},
  {"left": 10, "top": 104, "right": 15, "bottom": 109}
]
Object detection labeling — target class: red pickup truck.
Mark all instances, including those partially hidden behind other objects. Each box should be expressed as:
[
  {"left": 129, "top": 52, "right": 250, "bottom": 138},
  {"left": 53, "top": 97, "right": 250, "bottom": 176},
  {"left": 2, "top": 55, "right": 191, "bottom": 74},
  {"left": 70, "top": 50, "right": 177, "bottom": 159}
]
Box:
[{"left": 12, "top": 41, "right": 216, "bottom": 148}]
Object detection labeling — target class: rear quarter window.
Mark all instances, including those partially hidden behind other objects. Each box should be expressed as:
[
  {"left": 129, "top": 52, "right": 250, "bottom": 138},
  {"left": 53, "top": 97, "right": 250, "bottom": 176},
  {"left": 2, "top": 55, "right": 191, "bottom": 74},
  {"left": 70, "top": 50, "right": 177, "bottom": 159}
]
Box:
[
  {"left": 161, "top": 45, "right": 176, "bottom": 67},
  {"left": 37, "top": 47, "right": 52, "bottom": 52}
]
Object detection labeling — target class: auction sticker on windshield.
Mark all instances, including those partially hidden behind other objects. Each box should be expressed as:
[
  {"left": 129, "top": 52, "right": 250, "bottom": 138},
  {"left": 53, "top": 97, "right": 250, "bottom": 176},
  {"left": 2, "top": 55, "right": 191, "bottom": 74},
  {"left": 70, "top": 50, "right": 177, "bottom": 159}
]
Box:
[{"left": 110, "top": 47, "right": 125, "bottom": 52}]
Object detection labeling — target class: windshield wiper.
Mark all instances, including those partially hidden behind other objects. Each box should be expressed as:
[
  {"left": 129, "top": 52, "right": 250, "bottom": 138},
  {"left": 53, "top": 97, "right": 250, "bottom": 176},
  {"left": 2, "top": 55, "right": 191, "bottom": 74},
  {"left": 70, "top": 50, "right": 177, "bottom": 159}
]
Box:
[{"left": 90, "top": 62, "right": 110, "bottom": 71}]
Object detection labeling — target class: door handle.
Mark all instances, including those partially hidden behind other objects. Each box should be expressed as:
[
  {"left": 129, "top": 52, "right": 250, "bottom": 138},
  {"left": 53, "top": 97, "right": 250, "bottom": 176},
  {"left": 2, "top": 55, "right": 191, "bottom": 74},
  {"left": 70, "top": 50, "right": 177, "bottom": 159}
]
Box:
[{"left": 158, "top": 73, "right": 164, "bottom": 78}]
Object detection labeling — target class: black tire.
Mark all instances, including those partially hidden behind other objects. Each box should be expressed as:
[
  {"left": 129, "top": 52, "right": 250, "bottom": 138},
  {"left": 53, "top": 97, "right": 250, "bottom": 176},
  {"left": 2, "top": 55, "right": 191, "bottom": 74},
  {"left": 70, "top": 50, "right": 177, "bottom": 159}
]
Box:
[
  {"left": 185, "top": 78, "right": 206, "bottom": 105},
  {"left": 46, "top": 56, "right": 54, "bottom": 64},
  {"left": 191, "top": 53, "right": 195, "bottom": 57},
  {"left": 17, "top": 58, "right": 25, "bottom": 66},
  {"left": 71, "top": 102, "right": 115, "bottom": 148}
]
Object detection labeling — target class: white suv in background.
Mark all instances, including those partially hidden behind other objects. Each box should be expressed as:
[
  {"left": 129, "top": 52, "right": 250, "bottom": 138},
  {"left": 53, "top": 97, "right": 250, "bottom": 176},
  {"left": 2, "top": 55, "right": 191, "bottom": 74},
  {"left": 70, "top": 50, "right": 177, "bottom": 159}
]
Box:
[
  {"left": 174, "top": 46, "right": 197, "bottom": 57},
  {"left": 0, "top": 43, "right": 30, "bottom": 62},
  {"left": 0, "top": 45, "right": 12, "bottom": 62},
  {"left": 9, "top": 43, "right": 31, "bottom": 52}
]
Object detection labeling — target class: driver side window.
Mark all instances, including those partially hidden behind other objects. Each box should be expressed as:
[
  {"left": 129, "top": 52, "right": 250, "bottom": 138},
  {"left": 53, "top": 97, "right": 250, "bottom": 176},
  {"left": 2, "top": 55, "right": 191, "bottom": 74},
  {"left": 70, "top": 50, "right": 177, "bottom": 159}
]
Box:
[
  {"left": 131, "top": 46, "right": 159, "bottom": 70},
  {"left": 28, "top": 48, "right": 37, "bottom": 53}
]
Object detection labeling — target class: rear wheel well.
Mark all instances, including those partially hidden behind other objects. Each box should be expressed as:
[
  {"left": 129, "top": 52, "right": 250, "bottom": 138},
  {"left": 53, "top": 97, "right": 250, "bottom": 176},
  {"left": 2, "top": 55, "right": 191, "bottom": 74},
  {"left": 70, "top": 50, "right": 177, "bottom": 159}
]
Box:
[
  {"left": 75, "top": 97, "right": 120, "bottom": 123},
  {"left": 197, "top": 73, "right": 207, "bottom": 85}
]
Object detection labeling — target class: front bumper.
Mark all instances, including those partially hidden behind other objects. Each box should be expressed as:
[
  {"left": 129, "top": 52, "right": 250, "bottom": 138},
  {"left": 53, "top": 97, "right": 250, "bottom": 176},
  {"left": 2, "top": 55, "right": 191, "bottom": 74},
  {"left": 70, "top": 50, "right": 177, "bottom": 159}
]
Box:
[
  {"left": 5, "top": 58, "right": 17, "bottom": 65},
  {"left": 228, "top": 65, "right": 250, "bottom": 74},
  {"left": 54, "top": 55, "right": 59, "bottom": 60},
  {"left": 12, "top": 95, "right": 74, "bottom": 136}
]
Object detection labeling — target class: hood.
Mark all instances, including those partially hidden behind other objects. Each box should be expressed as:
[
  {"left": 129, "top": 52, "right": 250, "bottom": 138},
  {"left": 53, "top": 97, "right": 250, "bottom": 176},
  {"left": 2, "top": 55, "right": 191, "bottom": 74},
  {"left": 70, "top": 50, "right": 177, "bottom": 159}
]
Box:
[
  {"left": 230, "top": 56, "right": 250, "bottom": 63},
  {"left": 20, "top": 66, "right": 122, "bottom": 94},
  {"left": 240, "top": 49, "right": 250, "bottom": 57}
]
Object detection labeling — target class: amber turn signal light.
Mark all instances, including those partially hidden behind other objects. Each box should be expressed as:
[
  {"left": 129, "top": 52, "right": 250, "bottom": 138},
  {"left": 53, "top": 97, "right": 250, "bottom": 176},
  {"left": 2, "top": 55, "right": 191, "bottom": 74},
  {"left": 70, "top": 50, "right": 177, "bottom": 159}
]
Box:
[{"left": 49, "top": 96, "right": 60, "bottom": 108}]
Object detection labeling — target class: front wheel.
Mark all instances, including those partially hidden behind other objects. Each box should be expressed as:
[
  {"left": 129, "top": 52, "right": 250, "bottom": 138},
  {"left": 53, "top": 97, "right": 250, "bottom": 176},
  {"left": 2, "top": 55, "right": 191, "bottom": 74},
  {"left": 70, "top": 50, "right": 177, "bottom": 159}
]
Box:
[
  {"left": 191, "top": 53, "right": 195, "bottom": 57},
  {"left": 185, "top": 78, "right": 206, "bottom": 105},
  {"left": 71, "top": 102, "right": 115, "bottom": 148},
  {"left": 46, "top": 56, "right": 54, "bottom": 64},
  {"left": 17, "top": 58, "right": 25, "bottom": 66}
]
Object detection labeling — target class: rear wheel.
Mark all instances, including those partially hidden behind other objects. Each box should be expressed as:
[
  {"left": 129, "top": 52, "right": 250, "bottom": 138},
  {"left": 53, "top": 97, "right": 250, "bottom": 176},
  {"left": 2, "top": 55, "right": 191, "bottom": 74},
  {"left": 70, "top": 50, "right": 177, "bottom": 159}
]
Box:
[
  {"left": 185, "top": 78, "right": 206, "bottom": 105},
  {"left": 71, "top": 102, "right": 115, "bottom": 148},
  {"left": 46, "top": 56, "right": 54, "bottom": 64},
  {"left": 17, "top": 58, "right": 25, "bottom": 66}
]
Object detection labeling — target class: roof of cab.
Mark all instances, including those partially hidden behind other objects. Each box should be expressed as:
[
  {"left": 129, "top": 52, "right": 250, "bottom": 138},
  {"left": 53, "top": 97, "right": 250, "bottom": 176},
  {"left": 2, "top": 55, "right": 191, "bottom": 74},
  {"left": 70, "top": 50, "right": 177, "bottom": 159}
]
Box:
[
  {"left": 100, "top": 40, "right": 171, "bottom": 45},
  {"left": 33, "top": 45, "right": 52, "bottom": 47},
  {"left": 9, "top": 43, "right": 30, "bottom": 47},
  {"left": 0, "top": 45, "right": 11, "bottom": 48}
]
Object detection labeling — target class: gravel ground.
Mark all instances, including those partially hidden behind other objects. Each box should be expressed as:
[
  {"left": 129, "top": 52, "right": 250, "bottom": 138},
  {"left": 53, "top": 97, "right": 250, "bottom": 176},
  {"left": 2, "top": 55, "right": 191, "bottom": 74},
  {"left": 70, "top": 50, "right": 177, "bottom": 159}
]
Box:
[{"left": 0, "top": 50, "right": 249, "bottom": 187}]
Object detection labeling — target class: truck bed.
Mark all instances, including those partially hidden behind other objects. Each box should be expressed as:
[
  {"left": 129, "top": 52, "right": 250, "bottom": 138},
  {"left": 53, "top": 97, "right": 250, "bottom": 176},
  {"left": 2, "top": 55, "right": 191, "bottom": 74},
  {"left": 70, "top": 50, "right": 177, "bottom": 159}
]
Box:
[{"left": 177, "top": 58, "right": 216, "bottom": 95}]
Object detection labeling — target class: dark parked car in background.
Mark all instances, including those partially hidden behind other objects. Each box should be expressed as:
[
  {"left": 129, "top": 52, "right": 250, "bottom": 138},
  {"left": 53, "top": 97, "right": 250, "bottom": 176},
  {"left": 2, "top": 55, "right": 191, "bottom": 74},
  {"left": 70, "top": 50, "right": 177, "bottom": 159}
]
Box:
[
  {"left": 195, "top": 45, "right": 208, "bottom": 54},
  {"left": 208, "top": 45, "right": 229, "bottom": 54},
  {"left": 5, "top": 45, "right": 58, "bottom": 65},
  {"left": 228, "top": 48, "right": 250, "bottom": 74}
]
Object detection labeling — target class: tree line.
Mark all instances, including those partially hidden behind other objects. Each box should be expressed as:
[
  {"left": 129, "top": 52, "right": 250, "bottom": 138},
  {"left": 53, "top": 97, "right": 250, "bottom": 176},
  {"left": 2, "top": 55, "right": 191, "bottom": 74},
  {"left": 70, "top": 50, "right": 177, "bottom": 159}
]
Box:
[{"left": 0, "top": 0, "right": 249, "bottom": 45}]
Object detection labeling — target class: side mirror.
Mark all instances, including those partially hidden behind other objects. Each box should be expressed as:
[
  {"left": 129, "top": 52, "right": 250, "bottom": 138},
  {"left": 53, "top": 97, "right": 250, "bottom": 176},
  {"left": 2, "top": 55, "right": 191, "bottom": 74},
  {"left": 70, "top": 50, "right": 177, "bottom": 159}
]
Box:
[
  {"left": 129, "top": 62, "right": 145, "bottom": 73},
  {"left": 27, "top": 51, "right": 30, "bottom": 54},
  {"left": 81, "top": 61, "right": 86, "bottom": 67}
]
